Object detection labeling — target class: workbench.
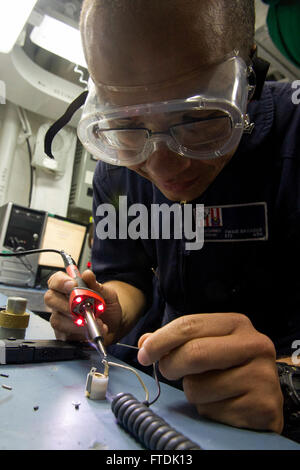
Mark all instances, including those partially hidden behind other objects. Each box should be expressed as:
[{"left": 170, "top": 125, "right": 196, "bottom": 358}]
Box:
[{"left": 0, "top": 293, "right": 299, "bottom": 451}]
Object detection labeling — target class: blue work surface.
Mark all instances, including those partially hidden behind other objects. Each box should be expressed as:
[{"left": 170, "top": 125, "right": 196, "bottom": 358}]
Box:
[{"left": 0, "top": 294, "right": 299, "bottom": 450}]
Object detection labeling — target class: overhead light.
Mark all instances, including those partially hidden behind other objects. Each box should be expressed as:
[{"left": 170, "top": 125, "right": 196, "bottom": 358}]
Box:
[
  {"left": 0, "top": 0, "right": 38, "bottom": 54},
  {"left": 30, "top": 15, "right": 87, "bottom": 68}
]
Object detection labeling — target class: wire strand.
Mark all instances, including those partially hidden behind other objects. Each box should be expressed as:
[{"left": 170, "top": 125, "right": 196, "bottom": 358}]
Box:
[
  {"left": 147, "top": 362, "right": 161, "bottom": 406},
  {"left": 116, "top": 342, "right": 139, "bottom": 350},
  {"left": 103, "top": 359, "right": 150, "bottom": 403},
  {"left": 111, "top": 342, "right": 161, "bottom": 406}
]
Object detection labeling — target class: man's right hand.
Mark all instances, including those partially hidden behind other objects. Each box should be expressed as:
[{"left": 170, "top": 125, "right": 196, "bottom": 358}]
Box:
[{"left": 44, "top": 270, "right": 124, "bottom": 344}]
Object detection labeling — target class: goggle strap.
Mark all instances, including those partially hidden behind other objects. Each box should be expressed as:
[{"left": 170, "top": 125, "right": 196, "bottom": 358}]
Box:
[
  {"left": 251, "top": 50, "right": 270, "bottom": 101},
  {"left": 44, "top": 90, "right": 88, "bottom": 159}
]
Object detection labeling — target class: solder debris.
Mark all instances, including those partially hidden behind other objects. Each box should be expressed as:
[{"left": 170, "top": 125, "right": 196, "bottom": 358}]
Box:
[{"left": 2, "top": 384, "right": 12, "bottom": 390}]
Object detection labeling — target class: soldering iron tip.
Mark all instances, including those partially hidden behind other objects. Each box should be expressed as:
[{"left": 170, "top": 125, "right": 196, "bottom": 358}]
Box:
[{"left": 97, "top": 338, "right": 107, "bottom": 359}]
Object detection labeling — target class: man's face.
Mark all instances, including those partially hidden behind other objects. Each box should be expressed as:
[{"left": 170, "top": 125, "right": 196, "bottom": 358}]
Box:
[
  {"left": 128, "top": 136, "right": 235, "bottom": 202},
  {"left": 82, "top": 0, "right": 240, "bottom": 201}
]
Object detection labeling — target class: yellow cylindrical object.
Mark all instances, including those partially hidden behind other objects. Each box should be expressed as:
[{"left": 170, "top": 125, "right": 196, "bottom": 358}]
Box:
[{"left": 0, "top": 297, "right": 29, "bottom": 329}]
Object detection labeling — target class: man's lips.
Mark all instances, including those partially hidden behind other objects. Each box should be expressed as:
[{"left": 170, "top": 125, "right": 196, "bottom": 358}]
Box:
[{"left": 157, "top": 175, "right": 199, "bottom": 192}]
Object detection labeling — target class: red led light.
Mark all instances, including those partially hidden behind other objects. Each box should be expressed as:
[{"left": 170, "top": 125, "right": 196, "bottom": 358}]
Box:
[
  {"left": 97, "top": 304, "right": 104, "bottom": 312},
  {"left": 75, "top": 318, "right": 84, "bottom": 326},
  {"left": 75, "top": 296, "right": 82, "bottom": 304}
]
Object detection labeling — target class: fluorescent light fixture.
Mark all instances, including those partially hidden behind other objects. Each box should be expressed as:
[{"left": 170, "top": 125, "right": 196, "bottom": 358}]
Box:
[
  {"left": 0, "top": 0, "right": 38, "bottom": 54},
  {"left": 30, "top": 15, "right": 87, "bottom": 68}
]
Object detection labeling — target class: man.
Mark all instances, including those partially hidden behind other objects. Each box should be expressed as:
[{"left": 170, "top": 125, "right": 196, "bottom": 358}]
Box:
[{"left": 45, "top": 0, "right": 300, "bottom": 435}]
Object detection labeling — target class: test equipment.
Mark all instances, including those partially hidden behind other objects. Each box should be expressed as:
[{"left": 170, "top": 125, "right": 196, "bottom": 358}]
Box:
[{"left": 0, "top": 203, "right": 47, "bottom": 287}]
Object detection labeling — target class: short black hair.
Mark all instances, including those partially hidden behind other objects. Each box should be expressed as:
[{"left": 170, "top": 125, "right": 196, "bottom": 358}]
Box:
[
  {"left": 224, "top": 0, "right": 255, "bottom": 57},
  {"left": 81, "top": 0, "right": 255, "bottom": 60}
]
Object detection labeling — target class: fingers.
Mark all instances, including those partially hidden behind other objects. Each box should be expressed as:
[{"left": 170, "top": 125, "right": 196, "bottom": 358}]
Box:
[
  {"left": 50, "top": 309, "right": 86, "bottom": 341},
  {"left": 182, "top": 365, "right": 252, "bottom": 406},
  {"left": 157, "top": 334, "right": 262, "bottom": 380},
  {"left": 81, "top": 271, "right": 120, "bottom": 306},
  {"left": 137, "top": 313, "right": 252, "bottom": 367},
  {"left": 195, "top": 395, "right": 262, "bottom": 431},
  {"left": 46, "top": 270, "right": 101, "bottom": 341},
  {"left": 47, "top": 270, "right": 76, "bottom": 295},
  {"left": 138, "top": 333, "right": 153, "bottom": 350},
  {"left": 44, "top": 289, "right": 70, "bottom": 318},
  {"left": 48, "top": 269, "right": 99, "bottom": 294},
  {"left": 136, "top": 313, "right": 282, "bottom": 434},
  {"left": 194, "top": 393, "right": 283, "bottom": 433},
  {"left": 182, "top": 357, "right": 283, "bottom": 433},
  {"left": 45, "top": 269, "right": 122, "bottom": 344},
  {"left": 81, "top": 269, "right": 100, "bottom": 291},
  {"left": 50, "top": 305, "right": 108, "bottom": 342}
]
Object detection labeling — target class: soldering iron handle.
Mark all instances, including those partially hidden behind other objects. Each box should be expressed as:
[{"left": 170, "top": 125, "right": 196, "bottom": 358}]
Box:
[
  {"left": 65, "top": 265, "right": 87, "bottom": 287},
  {"left": 61, "top": 251, "right": 88, "bottom": 288},
  {"left": 74, "top": 276, "right": 88, "bottom": 289}
]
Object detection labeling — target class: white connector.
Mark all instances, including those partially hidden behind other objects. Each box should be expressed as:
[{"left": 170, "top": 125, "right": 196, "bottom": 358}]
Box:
[{"left": 85, "top": 366, "right": 109, "bottom": 400}]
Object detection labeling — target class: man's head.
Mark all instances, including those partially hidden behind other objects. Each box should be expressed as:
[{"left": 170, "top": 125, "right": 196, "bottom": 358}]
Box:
[{"left": 80, "top": 0, "right": 255, "bottom": 201}]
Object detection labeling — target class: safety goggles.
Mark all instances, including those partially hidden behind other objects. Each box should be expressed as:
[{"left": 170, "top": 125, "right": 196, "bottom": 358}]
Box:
[
  {"left": 77, "top": 56, "right": 254, "bottom": 166},
  {"left": 44, "top": 52, "right": 270, "bottom": 166}
]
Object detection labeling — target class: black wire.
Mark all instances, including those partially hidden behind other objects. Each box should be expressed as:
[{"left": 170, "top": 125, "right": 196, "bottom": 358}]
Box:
[
  {"left": 0, "top": 249, "right": 63, "bottom": 257},
  {"left": 12, "top": 245, "right": 36, "bottom": 275},
  {"left": 146, "top": 362, "right": 161, "bottom": 406},
  {"left": 114, "top": 343, "right": 161, "bottom": 407}
]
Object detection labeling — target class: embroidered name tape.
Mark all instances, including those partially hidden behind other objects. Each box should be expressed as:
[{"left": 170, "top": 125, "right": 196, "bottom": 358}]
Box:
[{"left": 197, "top": 202, "right": 268, "bottom": 242}]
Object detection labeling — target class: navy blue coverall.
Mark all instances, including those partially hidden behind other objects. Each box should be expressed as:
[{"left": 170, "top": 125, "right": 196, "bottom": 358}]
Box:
[{"left": 91, "top": 82, "right": 300, "bottom": 371}]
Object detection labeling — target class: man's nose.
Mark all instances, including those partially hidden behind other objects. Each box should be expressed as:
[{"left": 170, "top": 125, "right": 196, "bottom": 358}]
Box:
[{"left": 144, "top": 142, "right": 191, "bottom": 179}]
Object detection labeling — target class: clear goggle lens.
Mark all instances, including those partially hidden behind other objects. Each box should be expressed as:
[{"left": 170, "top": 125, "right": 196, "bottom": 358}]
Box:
[{"left": 88, "top": 110, "right": 233, "bottom": 164}]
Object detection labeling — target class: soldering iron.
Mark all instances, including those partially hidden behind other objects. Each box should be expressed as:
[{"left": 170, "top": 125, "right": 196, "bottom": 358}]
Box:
[
  {"left": 0, "top": 247, "right": 200, "bottom": 450},
  {"left": 60, "top": 250, "right": 107, "bottom": 358},
  {"left": 0, "top": 248, "right": 107, "bottom": 359}
]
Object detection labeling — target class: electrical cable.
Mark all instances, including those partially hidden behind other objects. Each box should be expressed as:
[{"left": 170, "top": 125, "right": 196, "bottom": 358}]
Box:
[
  {"left": 111, "top": 392, "right": 201, "bottom": 450},
  {"left": 0, "top": 248, "right": 62, "bottom": 258},
  {"left": 14, "top": 247, "right": 36, "bottom": 276},
  {"left": 6, "top": 240, "right": 37, "bottom": 277},
  {"left": 106, "top": 345, "right": 197, "bottom": 450}
]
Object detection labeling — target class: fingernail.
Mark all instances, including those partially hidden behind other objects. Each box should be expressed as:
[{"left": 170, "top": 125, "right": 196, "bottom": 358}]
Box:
[
  {"left": 137, "top": 346, "right": 151, "bottom": 366},
  {"left": 64, "top": 280, "right": 75, "bottom": 293}
]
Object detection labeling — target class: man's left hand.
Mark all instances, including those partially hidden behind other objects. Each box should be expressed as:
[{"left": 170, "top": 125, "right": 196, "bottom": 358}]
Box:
[{"left": 137, "top": 313, "right": 284, "bottom": 433}]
